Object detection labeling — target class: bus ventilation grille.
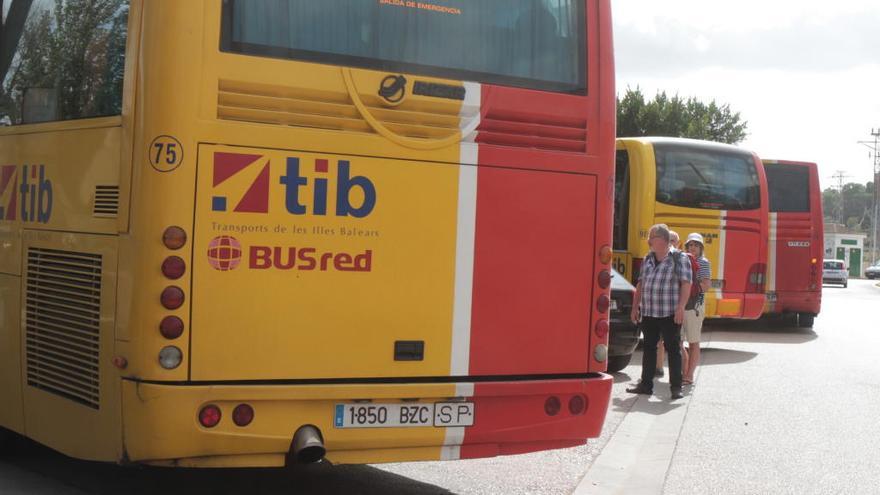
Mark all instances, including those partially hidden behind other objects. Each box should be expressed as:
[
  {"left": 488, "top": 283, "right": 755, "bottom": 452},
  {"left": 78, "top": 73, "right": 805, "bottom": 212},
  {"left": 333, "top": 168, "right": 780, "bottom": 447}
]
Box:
[
  {"left": 217, "top": 79, "right": 472, "bottom": 142},
  {"left": 25, "top": 248, "right": 102, "bottom": 410},
  {"left": 93, "top": 185, "right": 119, "bottom": 218}
]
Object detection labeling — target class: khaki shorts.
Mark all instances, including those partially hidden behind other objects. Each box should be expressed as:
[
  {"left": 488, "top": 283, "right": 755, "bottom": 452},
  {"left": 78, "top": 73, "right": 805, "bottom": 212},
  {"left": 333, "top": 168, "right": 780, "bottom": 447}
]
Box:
[{"left": 682, "top": 302, "right": 705, "bottom": 343}]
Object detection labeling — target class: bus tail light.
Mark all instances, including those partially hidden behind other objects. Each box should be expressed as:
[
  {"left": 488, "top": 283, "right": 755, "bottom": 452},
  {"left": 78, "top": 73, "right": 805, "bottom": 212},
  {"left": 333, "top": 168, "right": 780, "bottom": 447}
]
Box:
[
  {"left": 596, "top": 295, "right": 610, "bottom": 313},
  {"left": 594, "top": 320, "right": 609, "bottom": 338},
  {"left": 163, "top": 226, "right": 188, "bottom": 250},
  {"left": 569, "top": 395, "right": 587, "bottom": 415},
  {"left": 599, "top": 245, "right": 612, "bottom": 264},
  {"left": 594, "top": 344, "right": 608, "bottom": 363},
  {"left": 747, "top": 263, "right": 767, "bottom": 293},
  {"left": 161, "top": 256, "right": 186, "bottom": 279},
  {"left": 199, "top": 405, "right": 222, "bottom": 428},
  {"left": 161, "top": 286, "right": 185, "bottom": 309},
  {"left": 598, "top": 270, "right": 611, "bottom": 289},
  {"left": 158, "top": 346, "right": 183, "bottom": 369},
  {"left": 159, "top": 316, "right": 184, "bottom": 340},
  {"left": 233, "top": 404, "right": 255, "bottom": 427},
  {"left": 544, "top": 396, "right": 561, "bottom": 416}
]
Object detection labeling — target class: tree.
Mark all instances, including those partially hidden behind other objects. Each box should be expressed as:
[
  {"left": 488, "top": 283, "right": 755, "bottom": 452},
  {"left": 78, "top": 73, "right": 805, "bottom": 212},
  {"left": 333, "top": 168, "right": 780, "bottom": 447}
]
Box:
[
  {"left": 617, "top": 87, "right": 749, "bottom": 145},
  {"left": 822, "top": 181, "right": 875, "bottom": 232}
]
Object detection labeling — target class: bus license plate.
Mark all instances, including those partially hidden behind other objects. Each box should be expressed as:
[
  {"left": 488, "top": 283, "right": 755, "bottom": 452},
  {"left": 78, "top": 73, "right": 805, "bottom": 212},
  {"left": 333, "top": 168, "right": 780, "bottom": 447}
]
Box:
[{"left": 334, "top": 403, "right": 475, "bottom": 429}]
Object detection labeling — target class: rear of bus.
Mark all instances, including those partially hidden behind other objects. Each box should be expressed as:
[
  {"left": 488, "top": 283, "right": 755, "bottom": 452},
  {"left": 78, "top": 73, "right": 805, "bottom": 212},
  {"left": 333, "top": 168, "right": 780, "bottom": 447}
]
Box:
[
  {"left": 110, "top": 0, "right": 618, "bottom": 466},
  {"left": 616, "top": 138, "right": 768, "bottom": 319},
  {"left": 763, "top": 160, "right": 823, "bottom": 327}
]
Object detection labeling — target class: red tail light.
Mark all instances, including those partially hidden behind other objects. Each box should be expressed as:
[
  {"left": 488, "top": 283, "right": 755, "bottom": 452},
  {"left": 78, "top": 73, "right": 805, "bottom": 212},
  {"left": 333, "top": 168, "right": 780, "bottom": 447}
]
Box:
[
  {"left": 159, "top": 316, "right": 184, "bottom": 340},
  {"left": 544, "top": 396, "right": 561, "bottom": 416},
  {"left": 597, "top": 295, "right": 610, "bottom": 313},
  {"left": 160, "top": 286, "right": 185, "bottom": 309},
  {"left": 598, "top": 270, "right": 611, "bottom": 289},
  {"left": 594, "top": 320, "right": 609, "bottom": 338},
  {"left": 199, "top": 405, "right": 222, "bottom": 428},
  {"left": 162, "top": 226, "right": 187, "bottom": 250},
  {"left": 569, "top": 395, "right": 587, "bottom": 415},
  {"left": 599, "top": 245, "right": 612, "bottom": 265},
  {"left": 233, "top": 404, "right": 255, "bottom": 427},
  {"left": 746, "top": 263, "right": 767, "bottom": 293},
  {"left": 161, "top": 256, "right": 186, "bottom": 279}
]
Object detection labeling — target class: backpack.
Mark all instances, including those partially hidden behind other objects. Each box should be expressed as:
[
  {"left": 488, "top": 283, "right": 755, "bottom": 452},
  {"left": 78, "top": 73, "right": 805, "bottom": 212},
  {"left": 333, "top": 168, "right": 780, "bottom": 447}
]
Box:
[{"left": 677, "top": 251, "right": 702, "bottom": 310}]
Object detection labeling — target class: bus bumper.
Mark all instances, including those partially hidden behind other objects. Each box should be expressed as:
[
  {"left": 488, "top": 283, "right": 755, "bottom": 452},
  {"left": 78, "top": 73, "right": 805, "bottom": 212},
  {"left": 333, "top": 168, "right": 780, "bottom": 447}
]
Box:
[
  {"left": 121, "top": 375, "right": 612, "bottom": 467},
  {"left": 711, "top": 293, "right": 766, "bottom": 319},
  {"left": 768, "top": 290, "right": 821, "bottom": 316}
]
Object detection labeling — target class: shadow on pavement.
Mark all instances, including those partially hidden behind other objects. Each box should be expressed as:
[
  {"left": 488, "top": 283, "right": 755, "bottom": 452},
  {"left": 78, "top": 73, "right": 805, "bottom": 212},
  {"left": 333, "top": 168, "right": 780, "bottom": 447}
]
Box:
[
  {"left": 611, "top": 394, "right": 685, "bottom": 416},
  {"left": 705, "top": 319, "right": 817, "bottom": 345},
  {"left": 0, "top": 435, "right": 451, "bottom": 495},
  {"left": 698, "top": 347, "right": 758, "bottom": 366}
]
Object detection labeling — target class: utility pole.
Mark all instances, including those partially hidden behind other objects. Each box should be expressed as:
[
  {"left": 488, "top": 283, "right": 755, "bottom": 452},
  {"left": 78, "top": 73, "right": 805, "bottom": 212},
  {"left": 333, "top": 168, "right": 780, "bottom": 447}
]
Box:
[
  {"left": 858, "top": 129, "right": 880, "bottom": 265},
  {"left": 831, "top": 170, "right": 851, "bottom": 225}
]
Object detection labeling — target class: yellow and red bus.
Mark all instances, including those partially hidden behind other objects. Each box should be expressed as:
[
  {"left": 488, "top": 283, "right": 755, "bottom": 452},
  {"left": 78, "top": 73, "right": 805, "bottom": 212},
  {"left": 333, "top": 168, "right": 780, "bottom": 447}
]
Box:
[
  {"left": 613, "top": 137, "right": 768, "bottom": 319},
  {"left": 0, "top": 0, "right": 616, "bottom": 466},
  {"left": 762, "top": 160, "right": 823, "bottom": 327}
]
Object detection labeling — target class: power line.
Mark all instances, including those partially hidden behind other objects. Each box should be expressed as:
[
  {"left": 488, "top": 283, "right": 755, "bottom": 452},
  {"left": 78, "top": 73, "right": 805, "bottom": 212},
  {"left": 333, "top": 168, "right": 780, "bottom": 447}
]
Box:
[{"left": 857, "top": 129, "right": 880, "bottom": 265}]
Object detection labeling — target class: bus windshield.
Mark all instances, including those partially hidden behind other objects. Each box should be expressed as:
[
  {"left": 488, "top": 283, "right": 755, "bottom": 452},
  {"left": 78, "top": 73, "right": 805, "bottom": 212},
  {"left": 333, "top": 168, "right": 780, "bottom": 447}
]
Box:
[
  {"left": 221, "top": 0, "right": 586, "bottom": 94},
  {"left": 654, "top": 144, "right": 761, "bottom": 211}
]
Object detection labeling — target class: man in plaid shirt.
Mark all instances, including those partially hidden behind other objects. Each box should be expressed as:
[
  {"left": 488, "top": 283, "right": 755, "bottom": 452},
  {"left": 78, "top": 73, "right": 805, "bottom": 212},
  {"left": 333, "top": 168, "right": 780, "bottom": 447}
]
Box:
[{"left": 626, "top": 223, "right": 693, "bottom": 400}]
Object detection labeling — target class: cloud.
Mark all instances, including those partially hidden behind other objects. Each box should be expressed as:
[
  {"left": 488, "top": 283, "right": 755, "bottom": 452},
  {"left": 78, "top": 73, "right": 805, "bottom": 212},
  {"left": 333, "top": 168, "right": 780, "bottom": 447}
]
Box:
[{"left": 614, "top": 4, "right": 878, "bottom": 76}]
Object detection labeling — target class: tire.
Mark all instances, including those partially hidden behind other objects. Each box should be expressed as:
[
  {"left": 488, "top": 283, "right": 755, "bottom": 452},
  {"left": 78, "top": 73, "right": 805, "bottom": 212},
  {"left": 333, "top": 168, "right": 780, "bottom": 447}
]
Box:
[
  {"left": 843, "top": 281, "right": 848, "bottom": 288},
  {"left": 797, "top": 313, "right": 815, "bottom": 328},
  {"left": 0, "top": 428, "right": 14, "bottom": 454},
  {"left": 606, "top": 353, "right": 633, "bottom": 373}
]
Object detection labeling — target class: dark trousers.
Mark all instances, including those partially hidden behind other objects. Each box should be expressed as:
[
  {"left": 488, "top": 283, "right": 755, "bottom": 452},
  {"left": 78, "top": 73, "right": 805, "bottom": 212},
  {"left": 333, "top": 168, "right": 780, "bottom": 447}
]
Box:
[{"left": 639, "top": 316, "right": 682, "bottom": 390}]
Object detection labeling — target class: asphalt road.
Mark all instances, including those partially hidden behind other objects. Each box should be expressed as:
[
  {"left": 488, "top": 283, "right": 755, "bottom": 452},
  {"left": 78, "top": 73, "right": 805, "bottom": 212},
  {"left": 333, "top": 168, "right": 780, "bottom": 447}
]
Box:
[{"left": 1, "top": 280, "right": 877, "bottom": 494}]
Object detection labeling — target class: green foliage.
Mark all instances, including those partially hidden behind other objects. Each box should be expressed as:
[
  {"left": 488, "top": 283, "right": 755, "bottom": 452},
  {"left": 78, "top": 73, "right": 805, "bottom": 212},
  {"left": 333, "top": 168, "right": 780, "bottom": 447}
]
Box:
[
  {"left": 617, "top": 87, "right": 749, "bottom": 145},
  {"left": 823, "top": 181, "right": 875, "bottom": 232}
]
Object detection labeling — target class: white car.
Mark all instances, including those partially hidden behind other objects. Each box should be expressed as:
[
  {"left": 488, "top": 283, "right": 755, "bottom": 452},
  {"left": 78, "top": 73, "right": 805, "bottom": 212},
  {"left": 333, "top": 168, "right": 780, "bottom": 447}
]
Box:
[{"left": 822, "top": 259, "right": 848, "bottom": 288}]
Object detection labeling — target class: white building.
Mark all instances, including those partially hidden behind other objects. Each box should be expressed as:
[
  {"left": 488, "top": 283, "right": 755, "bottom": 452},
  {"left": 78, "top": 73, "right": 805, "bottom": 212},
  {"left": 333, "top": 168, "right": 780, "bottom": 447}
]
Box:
[{"left": 824, "top": 224, "right": 868, "bottom": 278}]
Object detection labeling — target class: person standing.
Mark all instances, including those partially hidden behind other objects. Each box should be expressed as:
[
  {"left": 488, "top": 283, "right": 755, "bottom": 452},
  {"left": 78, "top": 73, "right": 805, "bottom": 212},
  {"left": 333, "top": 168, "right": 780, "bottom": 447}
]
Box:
[
  {"left": 626, "top": 224, "right": 693, "bottom": 400},
  {"left": 681, "top": 233, "right": 711, "bottom": 385},
  {"left": 655, "top": 230, "right": 682, "bottom": 378}
]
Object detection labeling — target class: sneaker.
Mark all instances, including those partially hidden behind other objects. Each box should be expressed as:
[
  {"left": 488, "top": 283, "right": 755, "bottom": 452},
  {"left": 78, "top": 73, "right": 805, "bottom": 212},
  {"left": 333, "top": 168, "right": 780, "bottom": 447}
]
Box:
[
  {"left": 626, "top": 383, "right": 653, "bottom": 395},
  {"left": 670, "top": 388, "right": 684, "bottom": 400},
  {"left": 654, "top": 368, "right": 664, "bottom": 378}
]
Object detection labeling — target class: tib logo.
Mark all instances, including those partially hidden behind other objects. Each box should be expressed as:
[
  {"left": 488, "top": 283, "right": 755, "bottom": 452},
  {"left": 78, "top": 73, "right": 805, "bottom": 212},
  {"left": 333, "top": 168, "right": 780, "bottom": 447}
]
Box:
[
  {"left": 210, "top": 152, "right": 376, "bottom": 217},
  {"left": 0, "top": 164, "right": 53, "bottom": 223}
]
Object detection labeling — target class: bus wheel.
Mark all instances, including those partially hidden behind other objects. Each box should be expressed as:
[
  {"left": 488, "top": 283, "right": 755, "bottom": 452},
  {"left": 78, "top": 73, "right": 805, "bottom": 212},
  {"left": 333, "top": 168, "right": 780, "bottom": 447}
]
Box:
[
  {"left": 606, "top": 354, "right": 633, "bottom": 373},
  {"left": 797, "top": 313, "right": 815, "bottom": 328}
]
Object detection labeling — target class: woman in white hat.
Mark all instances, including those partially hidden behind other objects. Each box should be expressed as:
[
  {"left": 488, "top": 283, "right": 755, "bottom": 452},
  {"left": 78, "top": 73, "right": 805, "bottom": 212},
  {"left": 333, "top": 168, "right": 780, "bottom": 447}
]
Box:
[{"left": 682, "top": 232, "right": 711, "bottom": 384}]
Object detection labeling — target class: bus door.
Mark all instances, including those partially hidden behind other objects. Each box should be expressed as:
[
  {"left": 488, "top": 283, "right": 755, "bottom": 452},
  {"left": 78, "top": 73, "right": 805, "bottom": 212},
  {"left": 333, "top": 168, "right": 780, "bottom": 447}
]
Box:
[{"left": 613, "top": 148, "right": 633, "bottom": 281}]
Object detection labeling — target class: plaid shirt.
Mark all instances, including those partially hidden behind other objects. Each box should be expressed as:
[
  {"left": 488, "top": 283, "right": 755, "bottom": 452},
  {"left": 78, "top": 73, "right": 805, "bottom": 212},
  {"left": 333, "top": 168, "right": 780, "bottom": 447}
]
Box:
[{"left": 638, "top": 251, "right": 693, "bottom": 318}]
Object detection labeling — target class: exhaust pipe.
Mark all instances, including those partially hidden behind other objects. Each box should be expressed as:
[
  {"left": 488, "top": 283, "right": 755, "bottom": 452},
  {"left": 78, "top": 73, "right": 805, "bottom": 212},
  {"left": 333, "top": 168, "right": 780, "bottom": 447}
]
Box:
[{"left": 291, "top": 425, "right": 326, "bottom": 464}]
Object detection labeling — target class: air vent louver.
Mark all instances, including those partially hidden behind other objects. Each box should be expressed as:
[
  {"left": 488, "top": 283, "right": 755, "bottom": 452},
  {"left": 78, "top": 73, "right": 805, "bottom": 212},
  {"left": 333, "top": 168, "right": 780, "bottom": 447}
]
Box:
[
  {"left": 93, "top": 185, "right": 119, "bottom": 218},
  {"left": 26, "top": 248, "right": 102, "bottom": 409}
]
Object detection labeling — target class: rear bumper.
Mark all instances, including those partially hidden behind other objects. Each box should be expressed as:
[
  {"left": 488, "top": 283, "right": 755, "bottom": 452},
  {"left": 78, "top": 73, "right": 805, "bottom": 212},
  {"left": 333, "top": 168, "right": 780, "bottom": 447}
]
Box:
[
  {"left": 122, "top": 375, "right": 612, "bottom": 466},
  {"left": 710, "top": 293, "right": 766, "bottom": 319},
  {"left": 766, "top": 290, "right": 821, "bottom": 315}
]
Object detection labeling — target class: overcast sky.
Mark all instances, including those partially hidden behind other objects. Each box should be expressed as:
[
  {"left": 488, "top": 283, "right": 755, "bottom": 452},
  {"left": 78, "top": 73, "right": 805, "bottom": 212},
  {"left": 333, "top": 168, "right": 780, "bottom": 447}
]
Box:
[{"left": 613, "top": 0, "right": 880, "bottom": 189}]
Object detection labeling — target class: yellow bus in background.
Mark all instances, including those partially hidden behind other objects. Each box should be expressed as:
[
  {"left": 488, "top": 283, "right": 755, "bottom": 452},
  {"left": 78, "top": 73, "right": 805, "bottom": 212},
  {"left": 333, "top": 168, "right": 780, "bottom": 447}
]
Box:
[
  {"left": 613, "top": 137, "right": 769, "bottom": 319},
  {"left": 0, "top": 1, "right": 617, "bottom": 466}
]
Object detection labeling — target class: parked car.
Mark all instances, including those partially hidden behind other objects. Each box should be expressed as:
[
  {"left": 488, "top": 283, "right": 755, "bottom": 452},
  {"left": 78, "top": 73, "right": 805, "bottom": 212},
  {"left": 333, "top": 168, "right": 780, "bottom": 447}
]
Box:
[
  {"left": 607, "top": 268, "right": 639, "bottom": 373},
  {"left": 822, "top": 259, "right": 848, "bottom": 288},
  {"left": 866, "top": 262, "right": 880, "bottom": 280}
]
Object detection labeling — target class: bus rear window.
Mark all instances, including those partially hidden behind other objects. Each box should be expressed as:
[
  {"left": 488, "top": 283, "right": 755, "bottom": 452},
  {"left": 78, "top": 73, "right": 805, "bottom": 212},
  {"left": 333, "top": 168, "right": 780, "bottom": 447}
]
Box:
[
  {"left": 654, "top": 144, "right": 761, "bottom": 211},
  {"left": 765, "top": 164, "right": 810, "bottom": 213},
  {"left": 220, "top": 0, "right": 586, "bottom": 94}
]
